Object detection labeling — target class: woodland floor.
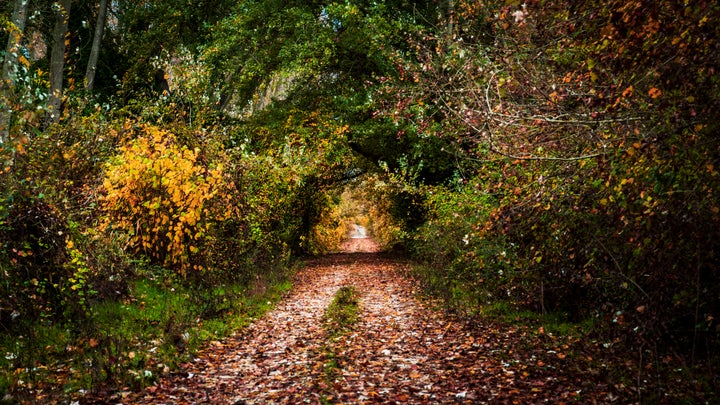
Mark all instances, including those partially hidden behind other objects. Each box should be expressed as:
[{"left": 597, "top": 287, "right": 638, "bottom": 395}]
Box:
[{"left": 111, "top": 237, "right": 620, "bottom": 404}]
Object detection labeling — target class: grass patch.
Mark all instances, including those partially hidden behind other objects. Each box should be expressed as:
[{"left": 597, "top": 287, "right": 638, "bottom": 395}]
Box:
[
  {"left": 410, "top": 264, "right": 595, "bottom": 337},
  {"left": 323, "top": 286, "right": 360, "bottom": 338},
  {"left": 477, "top": 300, "right": 595, "bottom": 336},
  {"left": 317, "top": 285, "right": 360, "bottom": 404},
  {"left": 0, "top": 270, "right": 292, "bottom": 402}
]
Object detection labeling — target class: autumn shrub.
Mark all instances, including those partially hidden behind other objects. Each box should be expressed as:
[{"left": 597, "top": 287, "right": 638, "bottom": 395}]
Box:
[
  {"left": 307, "top": 191, "right": 346, "bottom": 254},
  {"left": 0, "top": 113, "right": 133, "bottom": 327},
  {"left": 100, "top": 124, "right": 235, "bottom": 277},
  {"left": 410, "top": 180, "right": 518, "bottom": 311},
  {"left": 425, "top": 140, "right": 720, "bottom": 355},
  {"left": 0, "top": 184, "right": 69, "bottom": 325},
  {"left": 226, "top": 151, "right": 300, "bottom": 262}
]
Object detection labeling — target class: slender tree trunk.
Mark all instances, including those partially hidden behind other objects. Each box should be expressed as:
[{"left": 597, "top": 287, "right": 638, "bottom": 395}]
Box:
[
  {"left": 48, "top": 0, "right": 72, "bottom": 124},
  {"left": 0, "top": 0, "right": 30, "bottom": 145},
  {"left": 446, "top": 0, "right": 455, "bottom": 38},
  {"left": 84, "top": 0, "right": 108, "bottom": 91}
]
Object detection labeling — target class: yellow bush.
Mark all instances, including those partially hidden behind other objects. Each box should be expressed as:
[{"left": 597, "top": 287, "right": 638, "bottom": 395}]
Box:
[
  {"left": 310, "top": 198, "right": 346, "bottom": 254},
  {"left": 100, "top": 124, "right": 233, "bottom": 275}
]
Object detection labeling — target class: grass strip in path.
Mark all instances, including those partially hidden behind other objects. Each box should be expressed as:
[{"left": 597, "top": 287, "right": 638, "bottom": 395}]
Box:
[
  {"left": 318, "top": 285, "right": 360, "bottom": 403},
  {"left": 324, "top": 286, "right": 360, "bottom": 339}
]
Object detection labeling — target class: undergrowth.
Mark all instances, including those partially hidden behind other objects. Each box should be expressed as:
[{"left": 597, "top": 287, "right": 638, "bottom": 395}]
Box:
[
  {"left": 0, "top": 265, "right": 292, "bottom": 403},
  {"left": 410, "top": 261, "right": 719, "bottom": 402}
]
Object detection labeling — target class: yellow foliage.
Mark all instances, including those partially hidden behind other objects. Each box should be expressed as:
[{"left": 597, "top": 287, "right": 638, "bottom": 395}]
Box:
[{"left": 100, "top": 124, "right": 234, "bottom": 275}]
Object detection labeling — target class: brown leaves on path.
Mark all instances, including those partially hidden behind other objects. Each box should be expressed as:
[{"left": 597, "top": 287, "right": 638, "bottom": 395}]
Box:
[
  {"left": 340, "top": 235, "right": 381, "bottom": 253},
  {"left": 116, "top": 246, "right": 611, "bottom": 404}
]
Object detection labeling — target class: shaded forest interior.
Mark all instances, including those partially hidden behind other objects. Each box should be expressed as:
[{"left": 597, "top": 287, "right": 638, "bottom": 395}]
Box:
[{"left": 1, "top": 0, "right": 719, "bottom": 402}]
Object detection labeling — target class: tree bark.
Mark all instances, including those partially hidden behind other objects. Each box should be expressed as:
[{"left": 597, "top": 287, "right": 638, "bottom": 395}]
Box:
[
  {"left": 446, "top": 0, "right": 455, "bottom": 38},
  {"left": 48, "top": 0, "right": 72, "bottom": 124},
  {"left": 0, "top": 0, "right": 30, "bottom": 145},
  {"left": 84, "top": 0, "right": 108, "bottom": 91}
]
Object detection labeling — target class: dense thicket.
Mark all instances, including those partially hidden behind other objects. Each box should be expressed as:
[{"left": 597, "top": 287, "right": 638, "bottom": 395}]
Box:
[
  {"left": 395, "top": 0, "right": 720, "bottom": 399},
  {"left": 1, "top": 0, "right": 718, "bottom": 400}
]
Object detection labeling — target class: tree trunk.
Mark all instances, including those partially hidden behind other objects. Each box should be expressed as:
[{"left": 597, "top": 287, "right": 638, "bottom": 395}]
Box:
[
  {"left": 448, "top": 0, "right": 455, "bottom": 39},
  {"left": 446, "top": 0, "right": 455, "bottom": 38},
  {"left": 84, "top": 0, "right": 108, "bottom": 91},
  {"left": 0, "top": 0, "right": 30, "bottom": 145},
  {"left": 48, "top": 0, "right": 72, "bottom": 124}
]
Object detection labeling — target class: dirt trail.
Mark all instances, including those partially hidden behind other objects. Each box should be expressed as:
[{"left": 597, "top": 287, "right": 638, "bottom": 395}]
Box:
[{"left": 120, "top": 238, "right": 606, "bottom": 404}]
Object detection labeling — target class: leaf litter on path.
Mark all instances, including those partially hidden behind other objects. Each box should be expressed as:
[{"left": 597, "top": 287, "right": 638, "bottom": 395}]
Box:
[{"left": 116, "top": 241, "right": 614, "bottom": 404}]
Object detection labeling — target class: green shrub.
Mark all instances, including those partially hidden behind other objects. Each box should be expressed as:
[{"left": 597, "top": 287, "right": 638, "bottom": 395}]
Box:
[{"left": 410, "top": 180, "right": 516, "bottom": 311}]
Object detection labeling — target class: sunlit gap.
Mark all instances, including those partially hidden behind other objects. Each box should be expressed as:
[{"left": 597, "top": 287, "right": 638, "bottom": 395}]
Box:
[{"left": 309, "top": 174, "right": 400, "bottom": 254}]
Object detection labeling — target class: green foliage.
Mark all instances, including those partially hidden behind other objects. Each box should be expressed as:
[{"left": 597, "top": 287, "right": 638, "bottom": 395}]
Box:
[
  {"left": 410, "top": 179, "right": 517, "bottom": 311},
  {"left": 0, "top": 265, "right": 292, "bottom": 400},
  {"left": 202, "top": 1, "right": 332, "bottom": 111},
  {"left": 114, "top": 0, "right": 238, "bottom": 101}
]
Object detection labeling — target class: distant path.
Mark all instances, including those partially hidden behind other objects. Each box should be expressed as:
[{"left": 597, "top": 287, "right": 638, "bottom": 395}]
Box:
[
  {"left": 349, "top": 224, "right": 367, "bottom": 238},
  {"left": 120, "top": 237, "right": 608, "bottom": 404},
  {"left": 340, "top": 226, "right": 379, "bottom": 253}
]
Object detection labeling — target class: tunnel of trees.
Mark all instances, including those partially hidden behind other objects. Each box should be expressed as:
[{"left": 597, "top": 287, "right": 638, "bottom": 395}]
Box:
[{"left": 1, "top": 0, "right": 719, "bottom": 400}]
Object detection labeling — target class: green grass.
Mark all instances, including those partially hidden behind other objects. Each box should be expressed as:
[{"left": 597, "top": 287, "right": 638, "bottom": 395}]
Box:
[
  {"left": 477, "top": 300, "right": 596, "bottom": 336},
  {"left": 323, "top": 286, "right": 360, "bottom": 338},
  {"left": 318, "top": 285, "right": 361, "bottom": 404},
  {"left": 0, "top": 271, "right": 292, "bottom": 402},
  {"left": 411, "top": 263, "right": 596, "bottom": 337}
]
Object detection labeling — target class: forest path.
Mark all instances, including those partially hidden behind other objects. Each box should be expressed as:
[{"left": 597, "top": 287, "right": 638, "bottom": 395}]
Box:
[{"left": 122, "top": 237, "right": 605, "bottom": 404}]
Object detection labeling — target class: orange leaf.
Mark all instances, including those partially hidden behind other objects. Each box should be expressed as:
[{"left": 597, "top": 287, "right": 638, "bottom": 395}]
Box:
[
  {"left": 622, "top": 85, "right": 634, "bottom": 98},
  {"left": 648, "top": 87, "right": 662, "bottom": 99}
]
